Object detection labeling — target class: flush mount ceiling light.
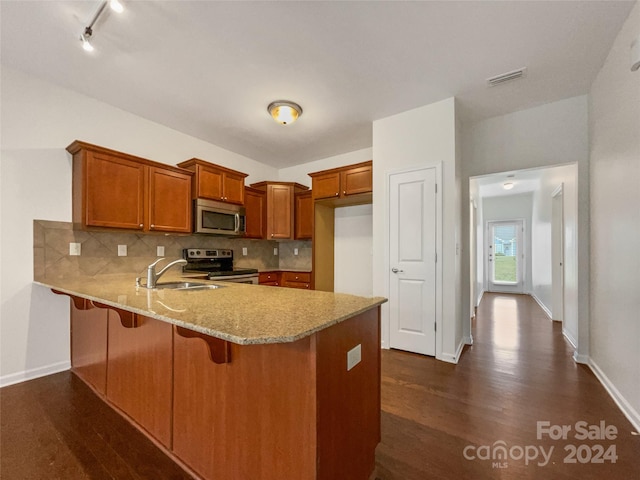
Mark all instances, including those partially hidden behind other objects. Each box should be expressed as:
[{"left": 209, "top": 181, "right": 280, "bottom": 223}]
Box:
[
  {"left": 79, "top": 0, "right": 124, "bottom": 53},
  {"left": 503, "top": 182, "right": 515, "bottom": 190},
  {"left": 268, "top": 101, "right": 303, "bottom": 125}
]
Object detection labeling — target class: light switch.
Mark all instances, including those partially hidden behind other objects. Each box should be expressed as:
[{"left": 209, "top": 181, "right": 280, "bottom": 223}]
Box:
[
  {"left": 69, "top": 242, "right": 81, "bottom": 256},
  {"left": 273, "top": 247, "right": 278, "bottom": 256},
  {"left": 118, "top": 245, "right": 127, "bottom": 256},
  {"left": 157, "top": 246, "right": 165, "bottom": 257},
  {"left": 347, "top": 344, "right": 362, "bottom": 371},
  {"left": 242, "top": 247, "right": 248, "bottom": 256},
  {"left": 294, "top": 248, "right": 299, "bottom": 256}
]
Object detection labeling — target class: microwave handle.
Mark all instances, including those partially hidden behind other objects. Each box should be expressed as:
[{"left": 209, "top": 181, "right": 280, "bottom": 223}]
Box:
[{"left": 234, "top": 213, "right": 240, "bottom": 233}]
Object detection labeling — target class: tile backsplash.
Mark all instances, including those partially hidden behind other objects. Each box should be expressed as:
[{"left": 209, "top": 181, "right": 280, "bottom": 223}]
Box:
[{"left": 34, "top": 220, "right": 311, "bottom": 281}]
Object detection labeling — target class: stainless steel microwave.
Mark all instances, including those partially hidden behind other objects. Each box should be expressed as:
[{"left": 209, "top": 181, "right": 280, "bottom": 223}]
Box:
[{"left": 194, "top": 199, "right": 246, "bottom": 236}]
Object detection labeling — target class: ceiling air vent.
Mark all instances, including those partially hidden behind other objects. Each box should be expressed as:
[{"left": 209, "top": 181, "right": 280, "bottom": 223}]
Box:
[{"left": 487, "top": 67, "right": 527, "bottom": 87}]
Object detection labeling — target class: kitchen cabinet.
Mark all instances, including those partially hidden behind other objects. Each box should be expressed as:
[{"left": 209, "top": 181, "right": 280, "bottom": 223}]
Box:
[
  {"left": 68, "top": 296, "right": 108, "bottom": 396},
  {"left": 250, "top": 182, "right": 309, "bottom": 240},
  {"left": 244, "top": 186, "right": 266, "bottom": 239},
  {"left": 295, "top": 191, "right": 313, "bottom": 240},
  {"left": 67, "top": 141, "right": 193, "bottom": 233},
  {"left": 281, "top": 271, "right": 311, "bottom": 290},
  {"left": 259, "top": 271, "right": 280, "bottom": 286},
  {"left": 177, "top": 158, "right": 247, "bottom": 205},
  {"left": 106, "top": 312, "right": 173, "bottom": 448},
  {"left": 309, "top": 161, "right": 372, "bottom": 200}
]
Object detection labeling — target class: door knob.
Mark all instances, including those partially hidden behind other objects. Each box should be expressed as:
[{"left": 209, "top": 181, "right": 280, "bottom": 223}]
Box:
[{"left": 392, "top": 268, "right": 404, "bottom": 273}]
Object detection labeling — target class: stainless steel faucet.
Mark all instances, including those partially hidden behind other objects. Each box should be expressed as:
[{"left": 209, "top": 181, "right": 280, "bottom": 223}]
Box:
[{"left": 137, "top": 258, "right": 187, "bottom": 288}]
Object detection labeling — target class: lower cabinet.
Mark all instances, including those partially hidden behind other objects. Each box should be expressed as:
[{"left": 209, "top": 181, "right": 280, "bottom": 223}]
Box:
[
  {"left": 70, "top": 297, "right": 108, "bottom": 395},
  {"left": 260, "top": 271, "right": 311, "bottom": 289},
  {"left": 106, "top": 313, "right": 173, "bottom": 448}
]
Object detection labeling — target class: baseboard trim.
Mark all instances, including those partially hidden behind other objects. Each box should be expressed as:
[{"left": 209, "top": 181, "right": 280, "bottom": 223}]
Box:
[
  {"left": 588, "top": 359, "right": 640, "bottom": 433},
  {"left": 573, "top": 352, "right": 590, "bottom": 364},
  {"left": 0, "top": 361, "right": 70, "bottom": 388},
  {"left": 530, "top": 293, "right": 552, "bottom": 319},
  {"left": 464, "top": 335, "right": 473, "bottom": 346},
  {"left": 562, "top": 328, "right": 578, "bottom": 349},
  {"left": 439, "top": 338, "right": 466, "bottom": 364}
]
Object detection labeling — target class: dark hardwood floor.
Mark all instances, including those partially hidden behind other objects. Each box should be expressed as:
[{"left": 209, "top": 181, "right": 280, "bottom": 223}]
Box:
[
  {"left": 1, "top": 292, "right": 638, "bottom": 479},
  {"left": 375, "top": 292, "right": 640, "bottom": 479}
]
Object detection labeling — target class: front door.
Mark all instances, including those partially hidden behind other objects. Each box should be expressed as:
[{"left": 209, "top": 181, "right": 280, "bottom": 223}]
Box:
[
  {"left": 487, "top": 220, "right": 524, "bottom": 293},
  {"left": 389, "top": 167, "right": 437, "bottom": 356}
]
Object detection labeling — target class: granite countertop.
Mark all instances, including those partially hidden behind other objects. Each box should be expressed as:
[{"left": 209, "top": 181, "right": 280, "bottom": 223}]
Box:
[{"left": 35, "top": 274, "right": 386, "bottom": 345}]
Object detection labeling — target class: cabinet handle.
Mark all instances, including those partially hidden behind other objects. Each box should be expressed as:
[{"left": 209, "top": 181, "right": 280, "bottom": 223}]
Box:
[
  {"left": 271, "top": 234, "right": 274, "bottom": 238},
  {"left": 343, "top": 191, "right": 346, "bottom": 195},
  {"left": 150, "top": 224, "right": 155, "bottom": 229},
  {"left": 335, "top": 192, "right": 339, "bottom": 196},
  {"left": 139, "top": 223, "right": 143, "bottom": 228}
]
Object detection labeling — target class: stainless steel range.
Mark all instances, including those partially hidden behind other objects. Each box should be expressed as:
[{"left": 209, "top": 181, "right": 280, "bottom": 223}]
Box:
[{"left": 182, "top": 248, "right": 259, "bottom": 284}]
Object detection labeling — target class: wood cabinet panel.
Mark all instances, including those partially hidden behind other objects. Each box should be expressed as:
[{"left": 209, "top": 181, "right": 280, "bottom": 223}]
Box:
[
  {"left": 281, "top": 272, "right": 311, "bottom": 283},
  {"left": 295, "top": 191, "right": 313, "bottom": 239},
  {"left": 106, "top": 313, "right": 173, "bottom": 448},
  {"left": 148, "top": 167, "right": 192, "bottom": 233},
  {"left": 341, "top": 164, "right": 373, "bottom": 196},
  {"left": 173, "top": 330, "right": 317, "bottom": 480},
  {"left": 311, "top": 172, "right": 340, "bottom": 200},
  {"left": 178, "top": 158, "right": 248, "bottom": 205},
  {"left": 196, "top": 165, "right": 224, "bottom": 201},
  {"left": 244, "top": 187, "right": 265, "bottom": 239},
  {"left": 259, "top": 271, "right": 280, "bottom": 286},
  {"left": 223, "top": 171, "right": 245, "bottom": 204},
  {"left": 267, "top": 184, "right": 293, "bottom": 239},
  {"left": 70, "top": 298, "right": 108, "bottom": 395},
  {"left": 85, "top": 151, "right": 145, "bottom": 230}
]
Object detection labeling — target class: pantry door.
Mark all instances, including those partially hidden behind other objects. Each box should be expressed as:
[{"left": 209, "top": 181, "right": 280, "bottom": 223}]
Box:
[{"left": 388, "top": 167, "right": 438, "bottom": 356}]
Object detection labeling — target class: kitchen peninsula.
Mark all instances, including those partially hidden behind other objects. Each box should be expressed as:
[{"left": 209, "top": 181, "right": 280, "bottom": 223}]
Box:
[{"left": 36, "top": 274, "right": 385, "bottom": 480}]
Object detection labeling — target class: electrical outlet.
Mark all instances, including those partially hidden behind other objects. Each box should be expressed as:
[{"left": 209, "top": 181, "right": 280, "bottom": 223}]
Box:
[
  {"left": 294, "top": 248, "right": 299, "bottom": 256},
  {"left": 69, "top": 242, "right": 81, "bottom": 256},
  {"left": 242, "top": 247, "right": 248, "bottom": 256},
  {"left": 118, "top": 245, "right": 127, "bottom": 256},
  {"left": 157, "top": 246, "right": 165, "bottom": 257},
  {"left": 273, "top": 247, "right": 278, "bottom": 256},
  {"left": 347, "top": 344, "right": 362, "bottom": 371}
]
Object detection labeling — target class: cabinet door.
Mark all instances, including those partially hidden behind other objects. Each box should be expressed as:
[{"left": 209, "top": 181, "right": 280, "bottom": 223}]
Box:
[
  {"left": 312, "top": 172, "right": 340, "bottom": 200},
  {"left": 70, "top": 298, "right": 108, "bottom": 395},
  {"left": 244, "top": 187, "right": 265, "bottom": 239},
  {"left": 223, "top": 172, "right": 246, "bottom": 205},
  {"left": 267, "top": 184, "right": 294, "bottom": 239},
  {"left": 85, "top": 152, "right": 145, "bottom": 229},
  {"left": 295, "top": 191, "right": 313, "bottom": 240},
  {"left": 341, "top": 164, "right": 372, "bottom": 196},
  {"left": 148, "top": 167, "right": 192, "bottom": 233},
  {"left": 106, "top": 313, "right": 173, "bottom": 448},
  {"left": 196, "top": 164, "right": 224, "bottom": 201},
  {"left": 259, "top": 271, "right": 281, "bottom": 285}
]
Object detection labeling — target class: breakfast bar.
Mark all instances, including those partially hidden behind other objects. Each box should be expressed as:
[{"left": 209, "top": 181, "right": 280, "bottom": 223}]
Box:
[{"left": 36, "top": 274, "right": 385, "bottom": 480}]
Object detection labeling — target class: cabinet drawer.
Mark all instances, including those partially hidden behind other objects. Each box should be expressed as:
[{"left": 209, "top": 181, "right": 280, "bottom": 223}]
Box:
[
  {"left": 281, "top": 272, "right": 311, "bottom": 283},
  {"left": 259, "top": 272, "right": 281, "bottom": 285},
  {"left": 281, "top": 281, "right": 311, "bottom": 290}
]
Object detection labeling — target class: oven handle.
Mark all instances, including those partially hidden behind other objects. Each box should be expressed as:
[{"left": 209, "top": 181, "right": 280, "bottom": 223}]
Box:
[{"left": 234, "top": 213, "right": 240, "bottom": 233}]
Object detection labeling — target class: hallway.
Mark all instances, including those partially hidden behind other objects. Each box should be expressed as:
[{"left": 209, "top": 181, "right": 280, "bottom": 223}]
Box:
[{"left": 375, "top": 293, "right": 640, "bottom": 479}]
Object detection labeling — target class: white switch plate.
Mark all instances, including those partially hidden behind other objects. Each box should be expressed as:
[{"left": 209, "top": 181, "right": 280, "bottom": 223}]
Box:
[
  {"left": 273, "top": 247, "right": 278, "bottom": 256},
  {"left": 157, "top": 246, "right": 165, "bottom": 257},
  {"left": 242, "top": 247, "right": 248, "bottom": 256},
  {"left": 69, "top": 242, "right": 81, "bottom": 256},
  {"left": 347, "top": 344, "right": 362, "bottom": 371},
  {"left": 294, "top": 248, "right": 299, "bottom": 256},
  {"left": 118, "top": 245, "right": 127, "bottom": 256}
]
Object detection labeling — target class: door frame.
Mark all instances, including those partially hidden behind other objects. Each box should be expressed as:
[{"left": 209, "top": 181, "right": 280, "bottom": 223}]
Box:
[
  {"left": 382, "top": 163, "right": 443, "bottom": 360},
  {"left": 485, "top": 219, "right": 525, "bottom": 293},
  {"left": 551, "top": 184, "right": 564, "bottom": 321}
]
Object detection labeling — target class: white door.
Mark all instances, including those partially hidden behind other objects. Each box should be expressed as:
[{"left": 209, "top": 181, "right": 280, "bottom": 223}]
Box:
[
  {"left": 389, "top": 168, "right": 437, "bottom": 356},
  {"left": 551, "top": 188, "right": 564, "bottom": 321},
  {"left": 487, "top": 220, "right": 524, "bottom": 293}
]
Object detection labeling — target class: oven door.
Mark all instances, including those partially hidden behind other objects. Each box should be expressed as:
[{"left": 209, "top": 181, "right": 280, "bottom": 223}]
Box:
[{"left": 211, "top": 274, "right": 259, "bottom": 285}]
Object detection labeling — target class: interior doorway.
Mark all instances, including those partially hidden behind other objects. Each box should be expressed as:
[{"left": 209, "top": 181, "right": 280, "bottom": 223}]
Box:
[{"left": 551, "top": 185, "right": 564, "bottom": 321}]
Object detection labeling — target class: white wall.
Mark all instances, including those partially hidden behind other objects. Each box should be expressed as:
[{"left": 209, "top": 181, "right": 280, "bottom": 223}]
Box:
[
  {"left": 0, "top": 67, "right": 278, "bottom": 386},
  {"left": 278, "top": 148, "right": 373, "bottom": 187},
  {"left": 373, "top": 98, "right": 461, "bottom": 362},
  {"left": 530, "top": 164, "right": 578, "bottom": 346},
  {"left": 588, "top": 1, "right": 640, "bottom": 428},
  {"left": 481, "top": 193, "right": 534, "bottom": 293},
  {"left": 461, "top": 95, "right": 589, "bottom": 357},
  {"left": 334, "top": 205, "right": 373, "bottom": 297}
]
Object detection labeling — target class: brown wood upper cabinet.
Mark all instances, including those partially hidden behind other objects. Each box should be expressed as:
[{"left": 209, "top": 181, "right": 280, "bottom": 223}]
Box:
[
  {"left": 177, "top": 158, "right": 247, "bottom": 205},
  {"left": 295, "top": 190, "right": 313, "bottom": 240},
  {"left": 67, "top": 141, "right": 193, "bottom": 233},
  {"left": 244, "top": 186, "right": 266, "bottom": 239},
  {"left": 309, "top": 161, "right": 372, "bottom": 200},
  {"left": 250, "top": 182, "right": 309, "bottom": 240}
]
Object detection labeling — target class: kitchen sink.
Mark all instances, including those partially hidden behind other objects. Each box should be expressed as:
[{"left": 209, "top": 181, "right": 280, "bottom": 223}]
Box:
[{"left": 153, "top": 281, "right": 223, "bottom": 290}]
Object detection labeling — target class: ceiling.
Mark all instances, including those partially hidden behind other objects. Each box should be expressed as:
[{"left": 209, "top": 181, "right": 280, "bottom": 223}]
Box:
[
  {"left": 471, "top": 168, "right": 546, "bottom": 198},
  {"left": 1, "top": 1, "right": 634, "bottom": 168}
]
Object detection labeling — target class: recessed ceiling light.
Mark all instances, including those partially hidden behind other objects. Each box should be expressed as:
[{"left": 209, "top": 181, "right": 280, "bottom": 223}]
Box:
[
  {"left": 503, "top": 182, "right": 514, "bottom": 190},
  {"left": 110, "top": 0, "right": 124, "bottom": 13},
  {"left": 268, "top": 101, "right": 303, "bottom": 125}
]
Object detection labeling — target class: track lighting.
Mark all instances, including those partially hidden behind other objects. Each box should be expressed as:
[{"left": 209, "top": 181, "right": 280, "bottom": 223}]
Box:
[{"left": 79, "top": 0, "right": 124, "bottom": 53}]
